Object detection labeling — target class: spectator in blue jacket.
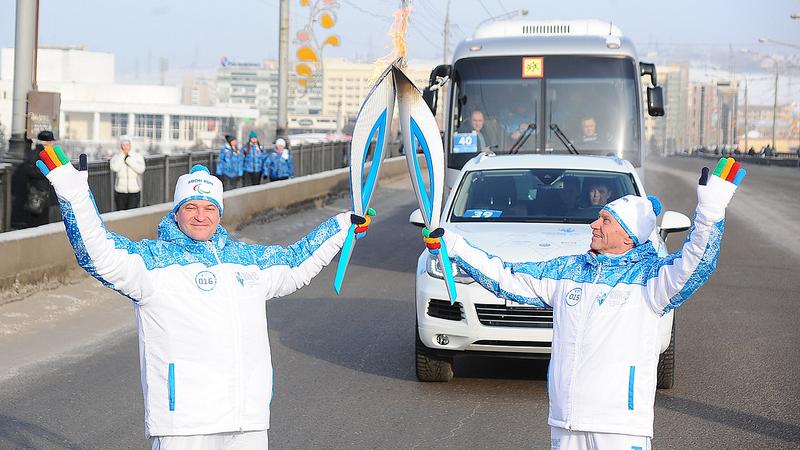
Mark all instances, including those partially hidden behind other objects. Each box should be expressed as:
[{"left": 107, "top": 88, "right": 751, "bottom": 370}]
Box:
[
  {"left": 263, "top": 138, "right": 295, "bottom": 181},
  {"left": 242, "top": 131, "right": 264, "bottom": 186},
  {"left": 216, "top": 135, "right": 244, "bottom": 190}
]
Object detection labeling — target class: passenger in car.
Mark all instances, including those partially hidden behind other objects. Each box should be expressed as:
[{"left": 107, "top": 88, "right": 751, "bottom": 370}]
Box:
[{"left": 587, "top": 181, "right": 613, "bottom": 206}]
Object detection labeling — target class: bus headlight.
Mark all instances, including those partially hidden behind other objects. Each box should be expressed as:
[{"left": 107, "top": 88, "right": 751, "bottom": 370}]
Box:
[{"left": 426, "top": 254, "right": 475, "bottom": 284}]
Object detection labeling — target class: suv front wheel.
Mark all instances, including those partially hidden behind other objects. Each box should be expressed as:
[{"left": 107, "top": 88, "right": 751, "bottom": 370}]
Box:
[
  {"left": 415, "top": 328, "right": 454, "bottom": 382},
  {"left": 656, "top": 314, "right": 675, "bottom": 389}
]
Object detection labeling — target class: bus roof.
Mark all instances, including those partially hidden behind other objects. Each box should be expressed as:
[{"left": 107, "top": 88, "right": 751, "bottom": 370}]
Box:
[{"left": 453, "top": 19, "right": 639, "bottom": 62}]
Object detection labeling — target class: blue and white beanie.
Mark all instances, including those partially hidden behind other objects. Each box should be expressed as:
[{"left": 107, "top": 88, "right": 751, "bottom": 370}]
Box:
[
  {"left": 602, "top": 195, "right": 662, "bottom": 246},
  {"left": 173, "top": 165, "right": 224, "bottom": 215}
]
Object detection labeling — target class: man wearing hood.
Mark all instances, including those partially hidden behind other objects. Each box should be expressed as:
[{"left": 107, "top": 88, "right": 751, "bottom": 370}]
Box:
[
  {"left": 423, "top": 159, "right": 746, "bottom": 449},
  {"left": 36, "top": 147, "right": 372, "bottom": 449}
]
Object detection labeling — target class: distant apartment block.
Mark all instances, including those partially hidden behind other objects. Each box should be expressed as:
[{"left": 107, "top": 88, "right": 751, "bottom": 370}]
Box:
[{"left": 0, "top": 46, "right": 258, "bottom": 156}]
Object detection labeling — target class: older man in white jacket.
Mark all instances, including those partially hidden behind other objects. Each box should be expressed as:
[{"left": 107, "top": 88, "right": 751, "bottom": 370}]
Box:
[
  {"left": 423, "top": 159, "right": 746, "bottom": 449},
  {"left": 36, "top": 146, "right": 372, "bottom": 449}
]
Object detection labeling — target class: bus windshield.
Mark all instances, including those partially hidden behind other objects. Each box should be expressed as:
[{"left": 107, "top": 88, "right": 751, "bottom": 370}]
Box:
[{"left": 449, "top": 55, "right": 641, "bottom": 169}]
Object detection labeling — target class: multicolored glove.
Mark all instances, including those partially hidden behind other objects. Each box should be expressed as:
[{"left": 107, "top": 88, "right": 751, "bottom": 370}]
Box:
[
  {"left": 35, "top": 145, "right": 72, "bottom": 176},
  {"left": 422, "top": 227, "right": 445, "bottom": 255},
  {"left": 351, "top": 207, "right": 376, "bottom": 240},
  {"left": 697, "top": 157, "right": 746, "bottom": 219}
]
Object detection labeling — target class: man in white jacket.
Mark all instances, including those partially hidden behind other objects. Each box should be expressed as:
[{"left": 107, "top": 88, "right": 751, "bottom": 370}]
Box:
[
  {"left": 423, "top": 159, "right": 746, "bottom": 449},
  {"left": 36, "top": 147, "right": 372, "bottom": 449},
  {"left": 109, "top": 135, "right": 146, "bottom": 210}
]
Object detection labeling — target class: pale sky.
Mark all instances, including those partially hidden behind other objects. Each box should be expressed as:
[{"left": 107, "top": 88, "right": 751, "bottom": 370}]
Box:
[{"left": 1, "top": 0, "right": 798, "bottom": 76}]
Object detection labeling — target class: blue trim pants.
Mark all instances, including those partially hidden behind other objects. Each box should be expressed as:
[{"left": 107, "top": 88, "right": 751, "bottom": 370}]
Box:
[{"left": 551, "top": 426, "right": 651, "bottom": 450}]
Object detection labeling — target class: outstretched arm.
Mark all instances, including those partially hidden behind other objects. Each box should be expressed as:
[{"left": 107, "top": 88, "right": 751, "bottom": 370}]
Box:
[
  {"left": 427, "top": 228, "right": 562, "bottom": 307},
  {"left": 37, "top": 147, "right": 151, "bottom": 302},
  {"left": 258, "top": 212, "right": 372, "bottom": 298},
  {"left": 646, "top": 158, "right": 746, "bottom": 315}
]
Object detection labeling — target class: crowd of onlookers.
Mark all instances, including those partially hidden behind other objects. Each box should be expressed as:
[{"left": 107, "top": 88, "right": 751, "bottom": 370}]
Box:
[
  {"left": 7, "top": 131, "right": 294, "bottom": 231},
  {"left": 215, "top": 131, "right": 295, "bottom": 191},
  {"left": 682, "top": 144, "right": 800, "bottom": 158}
]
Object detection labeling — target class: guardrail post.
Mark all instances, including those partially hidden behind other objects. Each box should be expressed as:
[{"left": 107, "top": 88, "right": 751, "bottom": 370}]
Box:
[
  {"left": 2, "top": 165, "right": 11, "bottom": 232},
  {"left": 163, "top": 155, "right": 170, "bottom": 203},
  {"left": 109, "top": 161, "right": 116, "bottom": 211}
]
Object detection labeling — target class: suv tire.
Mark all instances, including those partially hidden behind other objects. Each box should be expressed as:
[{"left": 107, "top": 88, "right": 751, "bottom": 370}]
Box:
[
  {"left": 656, "top": 315, "right": 675, "bottom": 389},
  {"left": 415, "top": 328, "right": 454, "bottom": 382}
]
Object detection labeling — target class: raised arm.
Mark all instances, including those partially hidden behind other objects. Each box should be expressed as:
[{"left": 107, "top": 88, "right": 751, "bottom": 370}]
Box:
[
  {"left": 256, "top": 212, "right": 369, "bottom": 298},
  {"left": 429, "top": 228, "right": 562, "bottom": 307},
  {"left": 37, "top": 147, "right": 152, "bottom": 302},
  {"left": 646, "top": 158, "right": 746, "bottom": 315}
]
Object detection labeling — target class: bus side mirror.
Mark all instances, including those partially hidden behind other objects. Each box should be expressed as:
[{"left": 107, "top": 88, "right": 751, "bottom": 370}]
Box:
[
  {"left": 424, "top": 64, "right": 452, "bottom": 115},
  {"left": 640, "top": 62, "right": 657, "bottom": 86},
  {"left": 423, "top": 88, "right": 437, "bottom": 114},
  {"left": 647, "top": 86, "right": 665, "bottom": 117}
]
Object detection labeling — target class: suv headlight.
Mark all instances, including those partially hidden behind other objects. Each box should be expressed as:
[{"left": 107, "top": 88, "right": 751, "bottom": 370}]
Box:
[{"left": 426, "top": 254, "right": 475, "bottom": 284}]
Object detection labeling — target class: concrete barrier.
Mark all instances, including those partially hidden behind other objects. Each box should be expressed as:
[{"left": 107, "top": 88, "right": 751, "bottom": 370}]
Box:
[{"left": 0, "top": 156, "right": 413, "bottom": 294}]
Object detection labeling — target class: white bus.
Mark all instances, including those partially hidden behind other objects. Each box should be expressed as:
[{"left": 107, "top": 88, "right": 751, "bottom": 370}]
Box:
[{"left": 422, "top": 20, "right": 664, "bottom": 186}]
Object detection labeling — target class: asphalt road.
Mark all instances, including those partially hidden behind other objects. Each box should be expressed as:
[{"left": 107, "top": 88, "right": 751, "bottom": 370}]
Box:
[{"left": 0, "top": 156, "right": 798, "bottom": 449}]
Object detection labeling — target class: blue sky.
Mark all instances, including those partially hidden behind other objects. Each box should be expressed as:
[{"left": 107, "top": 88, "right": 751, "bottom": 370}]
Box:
[{"left": 1, "top": 0, "right": 798, "bottom": 75}]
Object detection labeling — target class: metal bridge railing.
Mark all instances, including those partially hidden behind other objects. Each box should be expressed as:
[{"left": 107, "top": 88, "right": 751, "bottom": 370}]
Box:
[{"left": 0, "top": 140, "right": 399, "bottom": 233}]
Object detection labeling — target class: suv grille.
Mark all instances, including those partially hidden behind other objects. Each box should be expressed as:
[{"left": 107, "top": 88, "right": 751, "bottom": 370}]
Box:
[
  {"left": 427, "top": 299, "right": 464, "bottom": 321},
  {"left": 475, "top": 304, "right": 553, "bottom": 328}
]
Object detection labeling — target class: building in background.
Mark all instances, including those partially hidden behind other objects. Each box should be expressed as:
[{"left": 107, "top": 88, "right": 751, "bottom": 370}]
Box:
[
  {"left": 688, "top": 79, "right": 739, "bottom": 150},
  {"left": 644, "top": 63, "right": 689, "bottom": 155},
  {"left": 0, "top": 46, "right": 258, "bottom": 158}
]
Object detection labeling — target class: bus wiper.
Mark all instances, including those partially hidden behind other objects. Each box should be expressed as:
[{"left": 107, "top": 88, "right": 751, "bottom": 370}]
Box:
[
  {"left": 549, "top": 123, "right": 579, "bottom": 155},
  {"left": 508, "top": 123, "right": 536, "bottom": 154}
]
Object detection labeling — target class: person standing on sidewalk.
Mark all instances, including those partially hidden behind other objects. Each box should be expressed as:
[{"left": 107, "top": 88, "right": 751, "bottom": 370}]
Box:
[
  {"left": 216, "top": 135, "right": 244, "bottom": 190},
  {"left": 241, "top": 131, "right": 264, "bottom": 187},
  {"left": 263, "top": 138, "right": 294, "bottom": 182},
  {"left": 109, "top": 135, "right": 146, "bottom": 210},
  {"left": 10, "top": 130, "right": 57, "bottom": 229}
]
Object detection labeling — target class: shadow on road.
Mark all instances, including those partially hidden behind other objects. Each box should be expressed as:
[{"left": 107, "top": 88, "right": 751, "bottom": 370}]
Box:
[
  {"left": 656, "top": 394, "right": 800, "bottom": 443},
  {"left": 270, "top": 296, "right": 550, "bottom": 383},
  {"left": 0, "top": 414, "right": 83, "bottom": 450}
]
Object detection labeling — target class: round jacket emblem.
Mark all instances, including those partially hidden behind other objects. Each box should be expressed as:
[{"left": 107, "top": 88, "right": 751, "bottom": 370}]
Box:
[
  {"left": 565, "top": 287, "right": 583, "bottom": 306},
  {"left": 195, "top": 270, "right": 217, "bottom": 291}
]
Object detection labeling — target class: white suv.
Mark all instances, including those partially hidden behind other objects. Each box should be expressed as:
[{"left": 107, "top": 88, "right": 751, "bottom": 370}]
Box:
[{"left": 410, "top": 154, "right": 691, "bottom": 387}]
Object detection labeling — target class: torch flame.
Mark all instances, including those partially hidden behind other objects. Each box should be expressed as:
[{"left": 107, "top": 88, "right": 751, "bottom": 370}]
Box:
[{"left": 372, "top": 3, "right": 411, "bottom": 81}]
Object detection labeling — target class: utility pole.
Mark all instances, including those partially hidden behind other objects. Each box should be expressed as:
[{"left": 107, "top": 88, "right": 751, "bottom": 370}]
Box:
[
  {"left": 276, "top": 0, "right": 289, "bottom": 139},
  {"left": 771, "top": 67, "right": 778, "bottom": 151},
  {"left": 6, "top": 0, "right": 38, "bottom": 161},
  {"left": 744, "top": 78, "right": 748, "bottom": 152},
  {"left": 443, "top": 0, "right": 450, "bottom": 64}
]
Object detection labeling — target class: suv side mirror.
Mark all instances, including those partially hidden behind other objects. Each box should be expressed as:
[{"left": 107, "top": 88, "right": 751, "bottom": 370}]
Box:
[
  {"left": 408, "top": 208, "right": 425, "bottom": 227},
  {"left": 658, "top": 210, "right": 691, "bottom": 242},
  {"left": 647, "top": 86, "right": 665, "bottom": 117}
]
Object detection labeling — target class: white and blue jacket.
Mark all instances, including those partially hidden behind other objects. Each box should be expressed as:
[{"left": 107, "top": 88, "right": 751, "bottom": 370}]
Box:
[
  {"left": 48, "top": 166, "right": 349, "bottom": 437},
  {"left": 444, "top": 206, "right": 726, "bottom": 437},
  {"left": 241, "top": 143, "right": 264, "bottom": 173},
  {"left": 263, "top": 151, "right": 294, "bottom": 180},
  {"left": 216, "top": 145, "right": 244, "bottom": 179}
]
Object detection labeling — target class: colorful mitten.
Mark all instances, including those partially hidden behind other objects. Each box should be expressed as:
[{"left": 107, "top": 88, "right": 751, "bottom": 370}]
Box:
[
  {"left": 351, "top": 207, "right": 376, "bottom": 240},
  {"left": 697, "top": 157, "right": 746, "bottom": 220},
  {"left": 422, "top": 227, "right": 445, "bottom": 255}
]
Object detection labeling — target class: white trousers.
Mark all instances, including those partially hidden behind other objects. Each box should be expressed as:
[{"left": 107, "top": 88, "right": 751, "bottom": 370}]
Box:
[
  {"left": 551, "top": 426, "right": 651, "bottom": 450},
  {"left": 151, "top": 430, "right": 268, "bottom": 450}
]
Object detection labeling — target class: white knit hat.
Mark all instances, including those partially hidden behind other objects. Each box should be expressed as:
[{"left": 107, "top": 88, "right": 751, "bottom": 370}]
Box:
[
  {"left": 275, "top": 138, "right": 286, "bottom": 147},
  {"left": 173, "top": 165, "right": 224, "bottom": 215},
  {"left": 602, "top": 195, "right": 663, "bottom": 246}
]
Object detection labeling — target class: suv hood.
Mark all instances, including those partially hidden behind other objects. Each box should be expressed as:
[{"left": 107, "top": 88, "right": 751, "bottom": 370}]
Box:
[{"left": 446, "top": 222, "right": 592, "bottom": 263}]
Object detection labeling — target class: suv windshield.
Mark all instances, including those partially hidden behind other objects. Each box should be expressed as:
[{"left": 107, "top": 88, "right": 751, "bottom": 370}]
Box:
[{"left": 450, "top": 168, "right": 638, "bottom": 223}]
